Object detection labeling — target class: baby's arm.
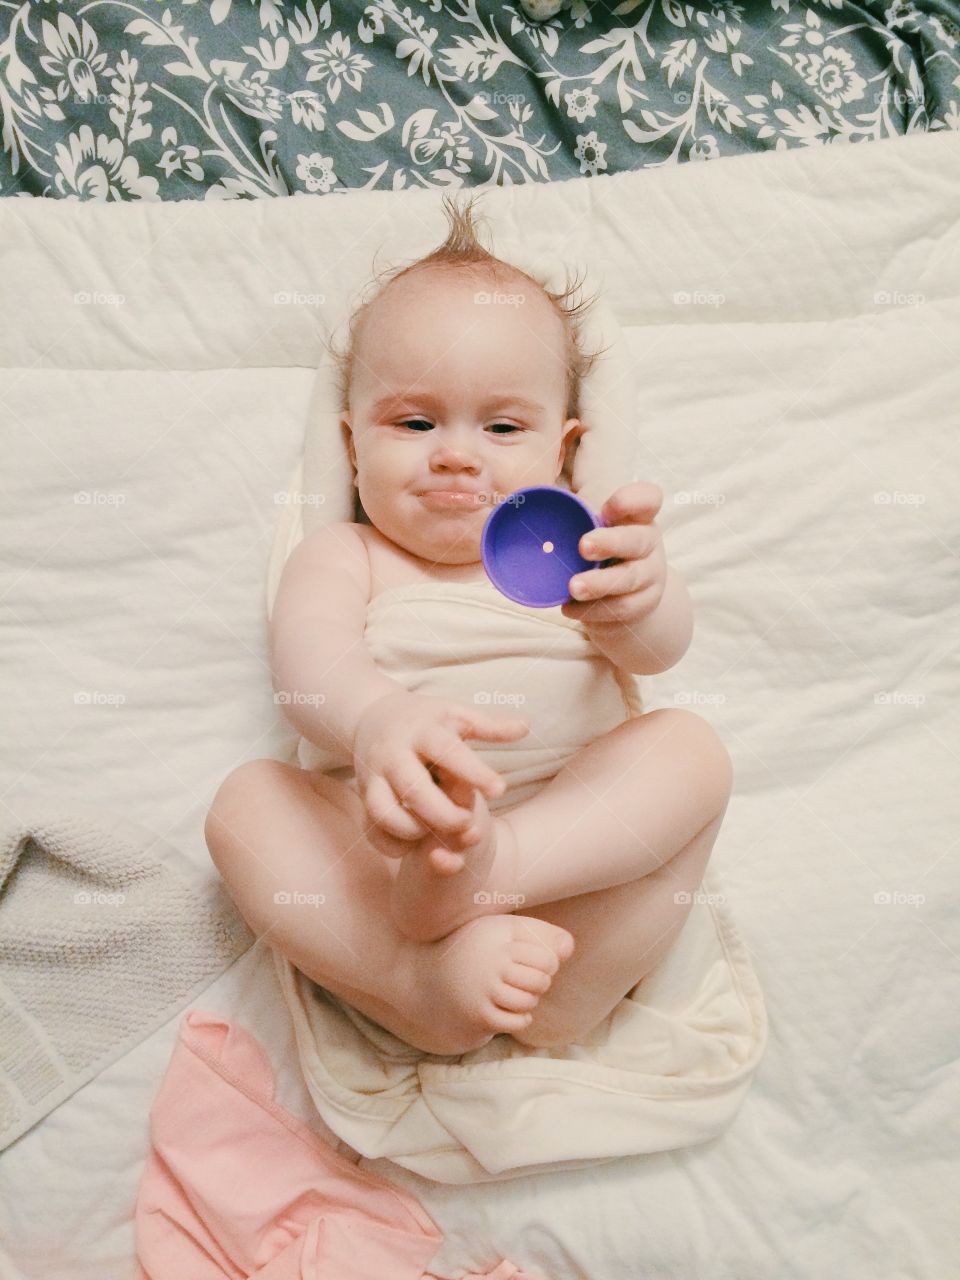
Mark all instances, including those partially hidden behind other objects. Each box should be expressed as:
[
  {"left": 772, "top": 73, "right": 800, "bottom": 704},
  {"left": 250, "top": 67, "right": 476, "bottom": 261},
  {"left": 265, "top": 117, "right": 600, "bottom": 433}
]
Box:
[
  {"left": 581, "top": 565, "right": 694, "bottom": 676},
  {"left": 270, "top": 522, "right": 528, "bottom": 842},
  {"left": 270, "top": 521, "right": 404, "bottom": 768},
  {"left": 560, "top": 482, "right": 693, "bottom": 676}
]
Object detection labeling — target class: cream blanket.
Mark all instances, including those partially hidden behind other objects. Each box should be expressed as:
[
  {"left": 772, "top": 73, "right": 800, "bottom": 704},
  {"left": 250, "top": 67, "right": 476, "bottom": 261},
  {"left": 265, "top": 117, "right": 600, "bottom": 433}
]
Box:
[{"left": 2, "top": 129, "right": 957, "bottom": 1272}]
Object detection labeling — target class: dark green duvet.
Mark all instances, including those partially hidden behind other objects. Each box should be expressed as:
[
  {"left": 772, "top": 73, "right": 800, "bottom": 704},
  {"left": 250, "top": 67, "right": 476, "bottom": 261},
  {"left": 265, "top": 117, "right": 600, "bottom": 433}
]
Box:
[{"left": 1, "top": 0, "right": 957, "bottom": 199}]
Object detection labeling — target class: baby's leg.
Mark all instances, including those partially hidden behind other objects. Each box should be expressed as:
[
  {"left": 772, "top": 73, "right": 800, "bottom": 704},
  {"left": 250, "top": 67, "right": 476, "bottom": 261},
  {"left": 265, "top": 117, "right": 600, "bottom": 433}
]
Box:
[
  {"left": 512, "top": 806, "right": 728, "bottom": 1049},
  {"left": 391, "top": 708, "right": 732, "bottom": 943},
  {"left": 204, "top": 760, "right": 575, "bottom": 1057}
]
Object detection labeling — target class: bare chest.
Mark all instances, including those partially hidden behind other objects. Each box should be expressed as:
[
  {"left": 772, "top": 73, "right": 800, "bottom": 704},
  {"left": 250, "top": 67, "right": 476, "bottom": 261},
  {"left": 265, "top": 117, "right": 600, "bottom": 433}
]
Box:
[{"left": 355, "top": 524, "right": 487, "bottom": 603}]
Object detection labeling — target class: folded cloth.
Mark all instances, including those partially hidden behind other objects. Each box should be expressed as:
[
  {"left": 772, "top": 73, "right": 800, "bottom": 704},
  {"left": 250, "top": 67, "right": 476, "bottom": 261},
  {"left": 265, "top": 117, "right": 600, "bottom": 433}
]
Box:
[
  {"left": 296, "top": 575, "right": 642, "bottom": 799},
  {"left": 134, "top": 1009, "right": 550, "bottom": 1280},
  {"left": 0, "top": 810, "right": 252, "bottom": 1151},
  {"left": 272, "top": 578, "right": 767, "bottom": 1183}
]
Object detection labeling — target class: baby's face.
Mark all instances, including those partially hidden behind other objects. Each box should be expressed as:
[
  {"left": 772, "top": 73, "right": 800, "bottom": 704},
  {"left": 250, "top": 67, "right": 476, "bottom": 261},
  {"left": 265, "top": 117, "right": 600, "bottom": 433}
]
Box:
[{"left": 343, "top": 267, "right": 582, "bottom": 565}]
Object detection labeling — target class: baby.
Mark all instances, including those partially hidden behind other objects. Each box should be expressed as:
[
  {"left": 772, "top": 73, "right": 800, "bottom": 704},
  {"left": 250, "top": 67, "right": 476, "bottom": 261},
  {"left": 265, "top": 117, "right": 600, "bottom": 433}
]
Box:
[{"left": 205, "top": 195, "right": 733, "bottom": 1058}]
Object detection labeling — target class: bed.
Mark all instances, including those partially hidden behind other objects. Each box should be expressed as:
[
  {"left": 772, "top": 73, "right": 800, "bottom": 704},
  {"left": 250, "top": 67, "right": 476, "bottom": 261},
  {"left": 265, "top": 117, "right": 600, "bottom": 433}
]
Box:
[{"left": 1, "top": 2, "right": 959, "bottom": 1277}]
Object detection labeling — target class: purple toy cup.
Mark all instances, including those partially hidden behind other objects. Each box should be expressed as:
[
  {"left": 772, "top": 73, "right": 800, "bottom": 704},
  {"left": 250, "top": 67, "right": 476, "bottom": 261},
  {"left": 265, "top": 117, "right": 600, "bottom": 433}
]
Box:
[{"left": 480, "top": 485, "right": 610, "bottom": 608}]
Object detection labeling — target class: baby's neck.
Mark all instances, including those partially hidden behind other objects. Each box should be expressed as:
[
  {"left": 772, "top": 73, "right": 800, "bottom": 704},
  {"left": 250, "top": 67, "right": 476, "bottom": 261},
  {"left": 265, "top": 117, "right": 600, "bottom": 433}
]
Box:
[{"left": 357, "top": 523, "right": 487, "bottom": 590}]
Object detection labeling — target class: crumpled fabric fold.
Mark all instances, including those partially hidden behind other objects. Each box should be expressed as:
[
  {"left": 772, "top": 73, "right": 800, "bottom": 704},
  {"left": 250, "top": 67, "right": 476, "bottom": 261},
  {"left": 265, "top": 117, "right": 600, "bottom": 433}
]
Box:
[{"left": 134, "top": 1009, "right": 547, "bottom": 1280}]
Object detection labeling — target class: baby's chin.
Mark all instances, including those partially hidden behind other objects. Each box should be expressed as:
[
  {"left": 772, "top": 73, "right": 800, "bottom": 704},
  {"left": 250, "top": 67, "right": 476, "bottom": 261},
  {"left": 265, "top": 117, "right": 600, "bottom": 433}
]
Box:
[
  {"left": 409, "top": 532, "right": 484, "bottom": 565},
  {"left": 395, "top": 518, "right": 485, "bottom": 565}
]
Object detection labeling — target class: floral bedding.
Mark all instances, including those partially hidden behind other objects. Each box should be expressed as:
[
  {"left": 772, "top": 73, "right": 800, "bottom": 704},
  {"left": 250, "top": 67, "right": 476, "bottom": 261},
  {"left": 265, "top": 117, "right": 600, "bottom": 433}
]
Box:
[{"left": 0, "top": 0, "right": 958, "bottom": 199}]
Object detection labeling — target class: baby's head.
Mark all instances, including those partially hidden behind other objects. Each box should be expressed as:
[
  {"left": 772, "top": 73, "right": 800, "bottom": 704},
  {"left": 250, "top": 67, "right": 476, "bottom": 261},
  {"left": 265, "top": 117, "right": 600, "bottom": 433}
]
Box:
[{"left": 330, "top": 195, "right": 606, "bottom": 565}]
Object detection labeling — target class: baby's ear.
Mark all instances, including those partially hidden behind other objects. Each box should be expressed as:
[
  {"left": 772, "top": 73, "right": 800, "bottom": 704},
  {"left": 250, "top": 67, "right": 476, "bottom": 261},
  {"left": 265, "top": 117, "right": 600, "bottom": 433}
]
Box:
[
  {"left": 557, "top": 417, "right": 584, "bottom": 476},
  {"left": 340, "top": 417, "right": 357, "bottom": 486}
]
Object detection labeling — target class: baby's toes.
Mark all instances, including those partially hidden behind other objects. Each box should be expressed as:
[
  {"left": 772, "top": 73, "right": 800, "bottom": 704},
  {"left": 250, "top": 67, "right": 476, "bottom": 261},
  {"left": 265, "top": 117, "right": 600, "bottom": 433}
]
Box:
[
  {"left": 502, "top": 961, "right": 552, "bottom": 996},
  {"left": 510, "top": 919, "right": 575, "bottom": 964},
  {"left": 508, "top": 940, "right": 561, "bottom": 978},
  {"left": 485, "top": 1003, "right": 535, "bottom": 1035},
  {"left": 492, "top": 981, "right": 541, "bottom": 1014}
]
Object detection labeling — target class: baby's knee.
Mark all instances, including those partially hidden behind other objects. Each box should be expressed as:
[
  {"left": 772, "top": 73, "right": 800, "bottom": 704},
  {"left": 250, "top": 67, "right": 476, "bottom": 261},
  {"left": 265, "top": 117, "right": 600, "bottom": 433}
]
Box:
[
  {"left": 205, "top": 758, "right": 293, "bottom": 867},
  {"left": 633, "top": 709, "right": 733, "bottom": 809}
]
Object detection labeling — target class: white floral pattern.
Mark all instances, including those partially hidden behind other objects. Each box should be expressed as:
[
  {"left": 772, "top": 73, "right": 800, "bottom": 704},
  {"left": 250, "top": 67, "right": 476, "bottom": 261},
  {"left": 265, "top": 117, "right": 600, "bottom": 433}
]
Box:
[
  {"left": 794, "top": 47, "right": 867, "bottom": 111},
  {"left": 295, "top": 151, "right": 338, "bottom": 192},
  {"left": 38, "top": 13, "right": 108, "bottom": 104},
  {"left": 304, "top": 32, "right": 373, "bottom": 102},
  {"left": 0, "top": 0, "right": 957, "bottom": 200},
  {"left": 53, "top": 123, "right": 160, "bottom": 199}
]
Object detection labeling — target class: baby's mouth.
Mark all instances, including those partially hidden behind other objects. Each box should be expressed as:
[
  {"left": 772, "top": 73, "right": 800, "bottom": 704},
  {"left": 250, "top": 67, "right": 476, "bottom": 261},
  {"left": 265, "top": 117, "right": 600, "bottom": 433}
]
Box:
[{"left": 417, "top": 489, "right": 486, "bottom": 511}]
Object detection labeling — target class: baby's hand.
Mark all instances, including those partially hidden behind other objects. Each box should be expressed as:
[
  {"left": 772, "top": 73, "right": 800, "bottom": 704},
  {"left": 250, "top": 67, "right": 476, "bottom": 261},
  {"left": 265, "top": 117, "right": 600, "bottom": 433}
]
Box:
[
  {"left": 352, "top": 691, "right": 528, "bottom": 853},
  {"left": 562, "top": 480, "right": 668, "bottom": 625}
]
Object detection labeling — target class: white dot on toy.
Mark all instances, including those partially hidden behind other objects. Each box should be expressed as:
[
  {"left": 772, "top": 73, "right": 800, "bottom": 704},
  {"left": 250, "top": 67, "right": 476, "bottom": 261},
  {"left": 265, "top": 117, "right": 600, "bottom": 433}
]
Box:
[{"left": 542, "top": 541, "right": 554, "bottom": 553}]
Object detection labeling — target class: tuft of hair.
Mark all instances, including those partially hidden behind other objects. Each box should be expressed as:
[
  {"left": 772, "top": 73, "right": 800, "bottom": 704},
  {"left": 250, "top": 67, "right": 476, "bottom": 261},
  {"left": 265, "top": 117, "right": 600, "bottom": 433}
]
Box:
[{"left": 324, "top": 192, "right": 611, "bottom": 421}]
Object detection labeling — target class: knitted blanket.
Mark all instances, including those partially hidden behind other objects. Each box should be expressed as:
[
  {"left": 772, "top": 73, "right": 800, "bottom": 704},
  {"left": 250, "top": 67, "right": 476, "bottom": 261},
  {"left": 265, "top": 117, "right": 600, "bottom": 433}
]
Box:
[{"left": 0, "top": 811, "right": 253, "bottom": 1150}]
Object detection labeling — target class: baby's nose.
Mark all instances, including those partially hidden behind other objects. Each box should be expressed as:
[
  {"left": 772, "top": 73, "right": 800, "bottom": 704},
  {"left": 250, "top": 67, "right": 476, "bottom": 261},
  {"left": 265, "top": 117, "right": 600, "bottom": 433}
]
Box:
[{"left": 431, "top": 439, "right": 480, "bottom": 468}]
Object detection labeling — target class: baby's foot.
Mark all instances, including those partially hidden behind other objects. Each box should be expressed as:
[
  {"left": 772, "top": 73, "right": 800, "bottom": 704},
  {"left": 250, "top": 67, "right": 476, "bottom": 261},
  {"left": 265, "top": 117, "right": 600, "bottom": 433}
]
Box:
[
  {"left": 393, "top": 914, "right": 575, "bottom": 1056},
  {"left": 389, "top": 777, "right": 521, "bottom": 943}
]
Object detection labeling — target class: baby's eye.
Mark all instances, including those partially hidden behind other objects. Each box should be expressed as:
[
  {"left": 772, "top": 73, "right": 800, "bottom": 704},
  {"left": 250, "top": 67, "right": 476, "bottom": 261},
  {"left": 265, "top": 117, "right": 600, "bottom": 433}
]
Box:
[{"left": 396, "top": 420, "right": 522, "bottom": 435}]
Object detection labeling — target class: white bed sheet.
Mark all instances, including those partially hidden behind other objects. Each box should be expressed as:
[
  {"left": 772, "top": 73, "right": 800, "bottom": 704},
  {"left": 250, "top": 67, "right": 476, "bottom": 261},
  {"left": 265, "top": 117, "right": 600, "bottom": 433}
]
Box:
[{"left": 1, "top": 131, "right": 959, "bottom": 1279}]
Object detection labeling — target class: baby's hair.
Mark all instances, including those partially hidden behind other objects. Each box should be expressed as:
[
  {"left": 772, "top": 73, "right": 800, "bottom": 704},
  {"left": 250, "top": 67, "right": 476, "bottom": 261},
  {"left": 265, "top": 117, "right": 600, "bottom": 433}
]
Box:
[{"left": 325, "top": 192, "right": 611, "bottom": 422}]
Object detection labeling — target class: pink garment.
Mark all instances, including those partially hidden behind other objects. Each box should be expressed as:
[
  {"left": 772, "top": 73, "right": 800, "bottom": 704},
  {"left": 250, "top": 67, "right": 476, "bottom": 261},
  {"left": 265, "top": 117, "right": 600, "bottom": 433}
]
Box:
[{"left": 134, "top": 1010, "right": 547, "bottom": 1280}]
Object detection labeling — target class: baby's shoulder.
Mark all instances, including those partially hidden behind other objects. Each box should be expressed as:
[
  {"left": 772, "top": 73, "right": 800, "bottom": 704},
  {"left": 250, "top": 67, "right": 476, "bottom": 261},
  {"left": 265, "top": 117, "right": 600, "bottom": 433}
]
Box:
[
  {"left": 287, "top": 520, "right": 370, "bottom": 596},
  {"left": 299, "top": 519, "right": 367, "bottom": 560}
]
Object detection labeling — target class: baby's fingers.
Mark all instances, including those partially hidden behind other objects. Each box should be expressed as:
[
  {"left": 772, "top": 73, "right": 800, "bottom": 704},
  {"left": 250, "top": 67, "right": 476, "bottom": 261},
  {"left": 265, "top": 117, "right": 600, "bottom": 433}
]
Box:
[
  {"left": 385, "top": 758, "right": 475, "bottom": 837},
  {"left": 364, "top": 774, "right": 429, "bottom": 842},
  {"left": 423, "top": 730, "right": 505, "bottom": 800},
  {"left": 452, "top": 707, "right": 530, "bottom": 746}
]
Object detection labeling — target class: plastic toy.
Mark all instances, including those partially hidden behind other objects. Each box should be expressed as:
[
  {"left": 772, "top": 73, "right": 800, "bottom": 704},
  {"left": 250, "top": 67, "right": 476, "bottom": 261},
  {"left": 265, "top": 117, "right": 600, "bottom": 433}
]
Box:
[{"left": 480, "top": 485, "right": 612, "bottom": 608}]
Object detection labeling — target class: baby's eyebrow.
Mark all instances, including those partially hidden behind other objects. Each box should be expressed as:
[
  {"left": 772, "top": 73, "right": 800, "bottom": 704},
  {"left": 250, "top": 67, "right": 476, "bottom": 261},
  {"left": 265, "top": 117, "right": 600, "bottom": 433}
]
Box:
[{"left": 370, "top": 392, "right": 545, "bottom": 416}]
